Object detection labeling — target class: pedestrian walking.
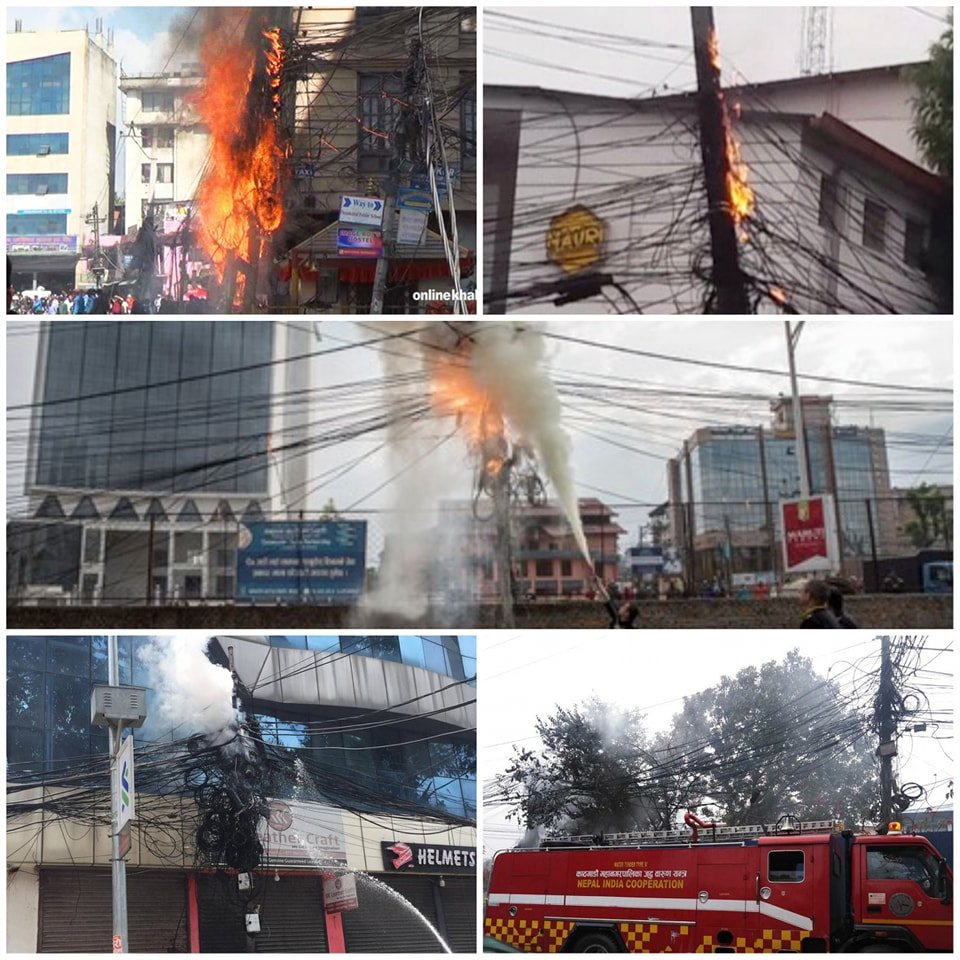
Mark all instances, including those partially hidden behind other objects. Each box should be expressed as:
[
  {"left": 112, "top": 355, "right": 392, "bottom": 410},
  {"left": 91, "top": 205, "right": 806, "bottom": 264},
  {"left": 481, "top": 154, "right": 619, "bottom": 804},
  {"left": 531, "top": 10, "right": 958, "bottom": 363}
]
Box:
[
  {"left": 828, "top": 587, "right": 857, "bottom": 628},
  {"left": 799, "top": 578, "right": 839, "bottom": 628}
]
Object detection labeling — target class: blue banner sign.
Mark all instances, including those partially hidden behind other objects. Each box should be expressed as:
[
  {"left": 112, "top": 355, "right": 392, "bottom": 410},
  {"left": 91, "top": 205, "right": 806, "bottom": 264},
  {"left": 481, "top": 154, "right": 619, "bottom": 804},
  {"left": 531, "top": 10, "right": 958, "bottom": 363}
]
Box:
[{"left": 236, "top": 521, "right": 367, "bottom": 602}]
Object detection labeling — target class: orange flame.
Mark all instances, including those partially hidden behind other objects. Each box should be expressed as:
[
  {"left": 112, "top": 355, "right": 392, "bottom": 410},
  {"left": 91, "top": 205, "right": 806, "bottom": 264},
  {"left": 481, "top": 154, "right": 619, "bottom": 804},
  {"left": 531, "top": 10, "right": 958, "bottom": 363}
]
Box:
[
  {"left": 193, "top": 18, "right": 287, "bottom": 291},
  {"left": 708, "top": 27, "right": 755, "bottom": 241},
  {"left": 430, "top": 359, "right": 507, "bottom": 477}
]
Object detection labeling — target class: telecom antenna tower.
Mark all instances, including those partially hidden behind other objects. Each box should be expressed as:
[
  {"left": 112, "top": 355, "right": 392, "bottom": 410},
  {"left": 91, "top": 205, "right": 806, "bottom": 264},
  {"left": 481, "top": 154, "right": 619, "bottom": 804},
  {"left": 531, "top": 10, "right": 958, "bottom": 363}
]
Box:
[{"left": 799, "top": 7, "right": 834, "bottom": 76}]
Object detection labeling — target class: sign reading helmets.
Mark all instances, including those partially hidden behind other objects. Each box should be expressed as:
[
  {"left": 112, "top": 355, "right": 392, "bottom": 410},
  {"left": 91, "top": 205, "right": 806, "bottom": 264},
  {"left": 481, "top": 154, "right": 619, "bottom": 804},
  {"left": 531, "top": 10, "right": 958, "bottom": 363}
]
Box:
[
  {"left": 545, "top": 205, "right": 605, "bottom": 274},
  {"left": 381, "top": 841, "right": 477, "bottom": 875}
]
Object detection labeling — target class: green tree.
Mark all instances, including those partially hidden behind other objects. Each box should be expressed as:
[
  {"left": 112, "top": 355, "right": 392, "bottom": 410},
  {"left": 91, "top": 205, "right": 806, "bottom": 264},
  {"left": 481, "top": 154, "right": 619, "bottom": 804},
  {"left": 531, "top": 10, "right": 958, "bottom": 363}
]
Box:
[
  {"left": 910, "top": 16, "right": 953, "bottom": 176},
  {"left": 495, "top": 698, "right": 663, "bottom": 834},
  {"left": 667, "top": 650, "right": 878, "bottom": 828},
  {"left": 902, "top": 483, "right": 952, "bottom": 549}
]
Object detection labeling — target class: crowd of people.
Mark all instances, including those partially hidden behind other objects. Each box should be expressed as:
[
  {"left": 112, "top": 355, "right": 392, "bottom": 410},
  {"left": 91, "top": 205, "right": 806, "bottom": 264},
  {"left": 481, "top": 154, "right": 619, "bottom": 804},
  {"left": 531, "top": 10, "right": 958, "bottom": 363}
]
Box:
[{"left": 9, "top": 288, "right": 150, "bottom": 315}]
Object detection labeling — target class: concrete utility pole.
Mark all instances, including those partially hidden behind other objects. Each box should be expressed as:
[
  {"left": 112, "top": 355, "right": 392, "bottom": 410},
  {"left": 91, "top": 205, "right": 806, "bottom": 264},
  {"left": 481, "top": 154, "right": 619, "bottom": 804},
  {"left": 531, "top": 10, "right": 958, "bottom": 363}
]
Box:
[
  {"left": 690, "top": 6, "right": 750, "bottom": 314},
  {"left": 85, "top": 202, "right": 107, "bottom": 289},
  {"left": 492, "top": 470, "right": 516, "bottom": 628},
  {"left": 877, "top": 636, "right": 898, "bottom": 825},
  {"left": 108, "top": 637, "right": 129, "bottom": 953},
  {"left": 784, "top": 321, "right": 811, "bottom": 499}
]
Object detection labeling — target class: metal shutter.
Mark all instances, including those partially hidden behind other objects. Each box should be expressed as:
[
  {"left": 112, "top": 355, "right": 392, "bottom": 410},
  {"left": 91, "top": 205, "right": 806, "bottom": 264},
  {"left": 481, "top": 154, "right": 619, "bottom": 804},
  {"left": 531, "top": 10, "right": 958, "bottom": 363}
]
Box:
[
  {"left": 39, "top": 868, "right": 187, "bottom": 953},
  {"left": 198, "top": 874, "right": 329, "bottom": 953},
  {"left": 341, "top": 874, "right": 445, "bottom": 953},
  {"left": 197, "top": 874, "right": 247, "bottom": 953},
  {"left": 254, "top": 877, "right": 328, "bottom": 952},
  {"left": 437, "top": 877, "right": 478, "bottom": 953}
]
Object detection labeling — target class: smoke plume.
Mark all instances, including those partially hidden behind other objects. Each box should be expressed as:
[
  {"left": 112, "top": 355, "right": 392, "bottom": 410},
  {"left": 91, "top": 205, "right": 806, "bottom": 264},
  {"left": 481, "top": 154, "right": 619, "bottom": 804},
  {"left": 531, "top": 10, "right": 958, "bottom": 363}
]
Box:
[{"left": 137, "top": 637, "right": 236, "bottom": 740}]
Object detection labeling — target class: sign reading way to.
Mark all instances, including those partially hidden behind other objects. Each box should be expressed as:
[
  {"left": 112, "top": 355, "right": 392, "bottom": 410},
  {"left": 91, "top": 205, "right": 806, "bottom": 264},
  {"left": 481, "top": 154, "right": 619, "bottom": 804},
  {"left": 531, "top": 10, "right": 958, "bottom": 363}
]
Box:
[{"left": 340, "top": 195, "right": 385, "bottom": 227}]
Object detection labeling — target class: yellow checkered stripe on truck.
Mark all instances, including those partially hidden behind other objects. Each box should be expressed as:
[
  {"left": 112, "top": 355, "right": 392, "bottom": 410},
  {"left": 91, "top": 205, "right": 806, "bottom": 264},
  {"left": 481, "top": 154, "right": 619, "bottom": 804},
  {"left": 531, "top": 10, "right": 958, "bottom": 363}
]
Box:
[
  {"left": 484, "top": 917, "right": 574, "bottom": 952},
  {"left": 695, "top": 929, "right": 811, "bottom": 952},
  {"left": 618, "top": 922, "right": 691, "bottom": 952}
]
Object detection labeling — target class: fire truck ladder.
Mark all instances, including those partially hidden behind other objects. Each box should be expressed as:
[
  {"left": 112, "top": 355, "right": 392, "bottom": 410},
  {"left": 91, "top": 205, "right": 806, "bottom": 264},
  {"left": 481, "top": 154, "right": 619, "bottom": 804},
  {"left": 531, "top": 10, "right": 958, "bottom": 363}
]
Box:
[{"left": 545, "top": 814, "right": 844, "bottom": 847}]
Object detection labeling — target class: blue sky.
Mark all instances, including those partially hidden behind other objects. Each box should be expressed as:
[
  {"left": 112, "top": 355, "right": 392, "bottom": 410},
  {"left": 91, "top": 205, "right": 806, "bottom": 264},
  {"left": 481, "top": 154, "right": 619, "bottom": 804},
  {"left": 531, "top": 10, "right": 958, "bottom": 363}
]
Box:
[{"left": 8, "top": 7, "right": 192, "bottom": 71}]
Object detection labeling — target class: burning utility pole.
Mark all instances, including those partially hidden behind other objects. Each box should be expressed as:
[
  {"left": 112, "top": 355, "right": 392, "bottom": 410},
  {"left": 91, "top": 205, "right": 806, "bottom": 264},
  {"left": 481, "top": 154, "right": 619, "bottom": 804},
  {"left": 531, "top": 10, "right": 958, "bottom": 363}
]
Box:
[
  {"left": 194, "top": 7, "right": 291, "bottom": 311},
  {"left": 690, "top": 7, "right": 751, "bottom": 314}
]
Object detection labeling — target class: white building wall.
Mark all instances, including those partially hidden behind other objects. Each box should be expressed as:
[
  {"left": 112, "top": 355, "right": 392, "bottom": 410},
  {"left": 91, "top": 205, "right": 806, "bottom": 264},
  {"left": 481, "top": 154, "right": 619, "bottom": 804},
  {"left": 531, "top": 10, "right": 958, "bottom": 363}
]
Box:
[
  {"left": 489, "top": 86, "right": 941, "bottom": 316},
  {"left": 6, "top": 867, "right": 40, "bottom": 952},
  {"left": 741, "top": 70, "right": 923, "bottom": 168}
]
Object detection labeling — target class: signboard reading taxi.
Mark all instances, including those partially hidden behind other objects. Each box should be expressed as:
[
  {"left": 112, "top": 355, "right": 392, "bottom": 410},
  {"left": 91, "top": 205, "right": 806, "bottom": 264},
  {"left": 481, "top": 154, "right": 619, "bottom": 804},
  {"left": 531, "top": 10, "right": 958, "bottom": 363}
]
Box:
[{"left": 545, "top": 205, "right": 604, "bottom": 274}]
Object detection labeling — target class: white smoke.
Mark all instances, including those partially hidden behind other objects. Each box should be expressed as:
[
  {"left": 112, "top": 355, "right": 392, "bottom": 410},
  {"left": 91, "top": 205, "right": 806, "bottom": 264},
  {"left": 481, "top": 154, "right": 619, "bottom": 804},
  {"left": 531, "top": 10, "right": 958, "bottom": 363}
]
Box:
[
  {"left": 358, "top": 322, "right": 464, "bottom": 619},
  {"left": 137, "top": 636, "right": 236, "bottom": 740},
  {"left": 470, "top": 325, "right": 591, "bottom": 565}
]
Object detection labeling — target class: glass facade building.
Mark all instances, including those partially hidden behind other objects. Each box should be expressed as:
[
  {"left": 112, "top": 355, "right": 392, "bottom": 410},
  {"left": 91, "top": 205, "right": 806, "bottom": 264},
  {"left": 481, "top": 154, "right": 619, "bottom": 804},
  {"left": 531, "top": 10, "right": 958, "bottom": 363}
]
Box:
[
  {"left": 33, "top": 321, "right": 274, "bottom": 496},
  {"left": 679, "top": 417, "right": 887, "bottom": 576},
  {"left": 7, "top": 53, "right": 71, "bottom": 115},
  {"left": 8, "top": 635, "right": 477, "bottom": 821},
  {"left": 7, "top": 132, "right": 70, "bottom": 155}
]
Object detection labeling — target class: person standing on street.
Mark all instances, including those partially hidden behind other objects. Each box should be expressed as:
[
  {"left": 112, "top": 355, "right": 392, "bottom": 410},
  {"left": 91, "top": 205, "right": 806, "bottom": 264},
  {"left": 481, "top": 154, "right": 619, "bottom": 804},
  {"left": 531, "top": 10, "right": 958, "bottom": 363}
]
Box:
[
  {"left": 828, "top": 587, "right": 857, "bottom": 628},
  {"left": 799, "top": 578, "right": 840, "bottom": 628}
]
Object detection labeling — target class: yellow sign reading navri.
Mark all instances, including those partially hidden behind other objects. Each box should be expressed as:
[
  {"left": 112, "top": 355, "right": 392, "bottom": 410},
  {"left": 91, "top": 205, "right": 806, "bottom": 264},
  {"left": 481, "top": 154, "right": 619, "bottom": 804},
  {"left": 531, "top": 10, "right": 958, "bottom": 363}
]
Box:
[{"left": 546, "top": 205, "right": 604, "bottom": 274}]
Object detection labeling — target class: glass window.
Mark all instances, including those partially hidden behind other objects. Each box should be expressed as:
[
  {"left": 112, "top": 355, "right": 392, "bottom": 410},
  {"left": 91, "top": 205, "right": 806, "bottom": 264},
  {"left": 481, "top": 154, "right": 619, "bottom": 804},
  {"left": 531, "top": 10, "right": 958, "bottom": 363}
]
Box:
[
  {"left": 156, "top": 163, "right": 173, "bottom": 184},
  {"left": 903, "top": 217, "right": 926, "bottom": 268},
  {"left": 305, "top": 635, "right": 339, "bottom": 653},
  {"left": 398, "top": 635, "right": 427, "bottom": 670},
  {"left": 47, "top": 636, "right": 89, "bottom": 676},
  {"left": 460, "top": 77, "right": 476, "bottom": 170},
  {"left": 863, "top": 198, "right": 887, "bottom": 252},
  {"left": 141, "top": 163, "right": 151, "bottom": 184},
  {"left": 817, "top": 174, "right": 839, "bottom": 232},
  {"left": 8, "top": 637, "right": 45, "bottom": 671},
  {"left": 7, "top": 173, "right": 68, "bottom": 194},
  {"left": 340, "top": 635, "right": 402, "bottom": 662},
  {"left": 535, "top": 559, "right": 554, "bottom": 577},
  {"left": 47, "top": 673, "right": 90, "bottom": 769},
  {"left": 91, "top": 637, "right": 109, "bottom": 681},
  {"left": 423, "top": 636, "right": 448, "bottom": 675},
  {"left": 6, "top": 213, "right": 68, "bottom": 235},
  {"left": 269, "top": 636, "right": 308, "bottom": 649},
  {"left": 7, "top": 132, "right": 69, "bottom": 155},
  {"left": 769, "top": 850, "right": 805, "bottom": 883},
  {"left": 142, "top": 91, "right": 175, "bottom": 112},
  {"left": 357, "top": 73, "right": 402, "bottom": 173},
  {"left": 867, "top": 845, "right": 939, "bottom": 894},
  {"left": 7, "top": 53, "right": 71, "bottom": 115}
]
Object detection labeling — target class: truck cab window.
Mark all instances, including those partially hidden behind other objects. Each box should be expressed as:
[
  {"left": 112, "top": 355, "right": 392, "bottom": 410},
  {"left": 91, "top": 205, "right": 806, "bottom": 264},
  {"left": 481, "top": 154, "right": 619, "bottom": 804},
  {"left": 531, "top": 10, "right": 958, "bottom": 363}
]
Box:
[
  {"left": 867, "top": 845, "right": 939, "bottom": 895},
  {"left": 769, "top": 850, "right": 805, "bottom": 882}
]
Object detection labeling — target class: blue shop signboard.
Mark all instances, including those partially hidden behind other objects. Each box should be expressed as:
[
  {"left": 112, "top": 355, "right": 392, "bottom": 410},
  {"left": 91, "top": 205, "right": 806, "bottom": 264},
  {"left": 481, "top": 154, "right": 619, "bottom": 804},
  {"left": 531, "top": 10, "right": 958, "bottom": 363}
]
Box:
[{"left": 236, "top": 521, "right": 367, "bottom": 602}]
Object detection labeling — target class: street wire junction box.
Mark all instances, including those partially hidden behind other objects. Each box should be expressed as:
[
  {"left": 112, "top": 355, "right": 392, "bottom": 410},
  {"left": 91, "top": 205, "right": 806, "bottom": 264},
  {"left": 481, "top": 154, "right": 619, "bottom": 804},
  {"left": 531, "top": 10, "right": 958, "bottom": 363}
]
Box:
[{"left": 91, "top": 686, "right": 148, "bottom": 728}]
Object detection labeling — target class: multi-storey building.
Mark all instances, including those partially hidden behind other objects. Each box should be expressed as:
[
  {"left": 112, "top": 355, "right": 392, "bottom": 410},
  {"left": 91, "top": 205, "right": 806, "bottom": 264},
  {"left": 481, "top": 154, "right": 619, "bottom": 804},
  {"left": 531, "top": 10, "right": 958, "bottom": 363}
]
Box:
[
  {"left": 119, "top": 70, "right": 209, "bottom": 235},
  {"left": 484, "top": 64, "right": 949, "bottom": 315},
  {"left": 284, "top": 7, "right": 477, "bottom": 312},
  {"left": 665, "top": 395, "right": 899, "bottom": 586},
  {"left": 6, "top": 25, "right": 118, "bottom": 291},
  {"left": 429, "top": 498, "right": 624, "bottom": 603},
  {"left": 9, "top": 321, "right": 311, "bottom": 605},
  {"left": 6, "top": 633, "right": 477, "bottom": 952}
]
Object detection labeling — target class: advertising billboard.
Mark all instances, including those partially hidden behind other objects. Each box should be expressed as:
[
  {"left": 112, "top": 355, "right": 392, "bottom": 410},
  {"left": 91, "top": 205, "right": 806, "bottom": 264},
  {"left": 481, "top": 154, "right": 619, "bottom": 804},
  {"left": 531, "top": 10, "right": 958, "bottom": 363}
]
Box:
[
  {"left": 781, "top": 495, "right": 838, "bottom": 574},
  {"left": 236, "top": 520, "right": 366, "bottom": 602}
]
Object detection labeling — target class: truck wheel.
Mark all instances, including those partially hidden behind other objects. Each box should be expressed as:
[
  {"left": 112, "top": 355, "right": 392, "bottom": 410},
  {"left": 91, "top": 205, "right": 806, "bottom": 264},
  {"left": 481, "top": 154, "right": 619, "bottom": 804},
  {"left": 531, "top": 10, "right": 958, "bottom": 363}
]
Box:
[
  {"left": 570, "top": 931, "right": 622, "bottom": 953},
  {"left": 857, "top": 946, "right": 907, "bottom": 953}
]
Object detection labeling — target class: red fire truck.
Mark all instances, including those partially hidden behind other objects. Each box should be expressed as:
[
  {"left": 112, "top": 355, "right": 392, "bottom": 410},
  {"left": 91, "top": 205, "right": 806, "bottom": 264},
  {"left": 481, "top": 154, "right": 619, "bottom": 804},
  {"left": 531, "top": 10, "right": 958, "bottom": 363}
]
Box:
[{"left": 485, "top": 815, "right": 953, "bottom": 953}]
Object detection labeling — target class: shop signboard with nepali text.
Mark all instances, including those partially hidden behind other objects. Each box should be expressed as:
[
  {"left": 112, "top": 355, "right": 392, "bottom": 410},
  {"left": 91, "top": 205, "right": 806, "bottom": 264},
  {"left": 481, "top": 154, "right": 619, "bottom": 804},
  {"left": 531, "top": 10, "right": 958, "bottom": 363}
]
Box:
[
  {"left": 236, "top": 520, "right": 366, "bottom": 602},
  {"left": 781, "top": 495, "right": 838, "bottom": 573}
]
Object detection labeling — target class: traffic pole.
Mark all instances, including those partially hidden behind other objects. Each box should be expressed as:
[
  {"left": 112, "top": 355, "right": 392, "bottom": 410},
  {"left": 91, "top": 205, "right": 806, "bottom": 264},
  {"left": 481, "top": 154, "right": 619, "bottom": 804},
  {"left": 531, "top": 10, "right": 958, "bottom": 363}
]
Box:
[
  {"left": 690, "top": 6, "right": 750, "bottom": 314},
  {"left": 109, "top": 635, "right": 129, "bottom": 953}
]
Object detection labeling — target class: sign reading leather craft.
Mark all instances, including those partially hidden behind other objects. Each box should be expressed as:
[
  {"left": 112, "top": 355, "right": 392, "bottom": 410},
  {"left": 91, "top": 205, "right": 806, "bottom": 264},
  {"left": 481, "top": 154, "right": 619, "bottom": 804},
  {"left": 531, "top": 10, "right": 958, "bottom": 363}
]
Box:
[
  {"left": 381, "top": 841, "right": 477, "bottom": 875},
  {"left": 545, "top": 204, "right": 604, "bottom": 274}
]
